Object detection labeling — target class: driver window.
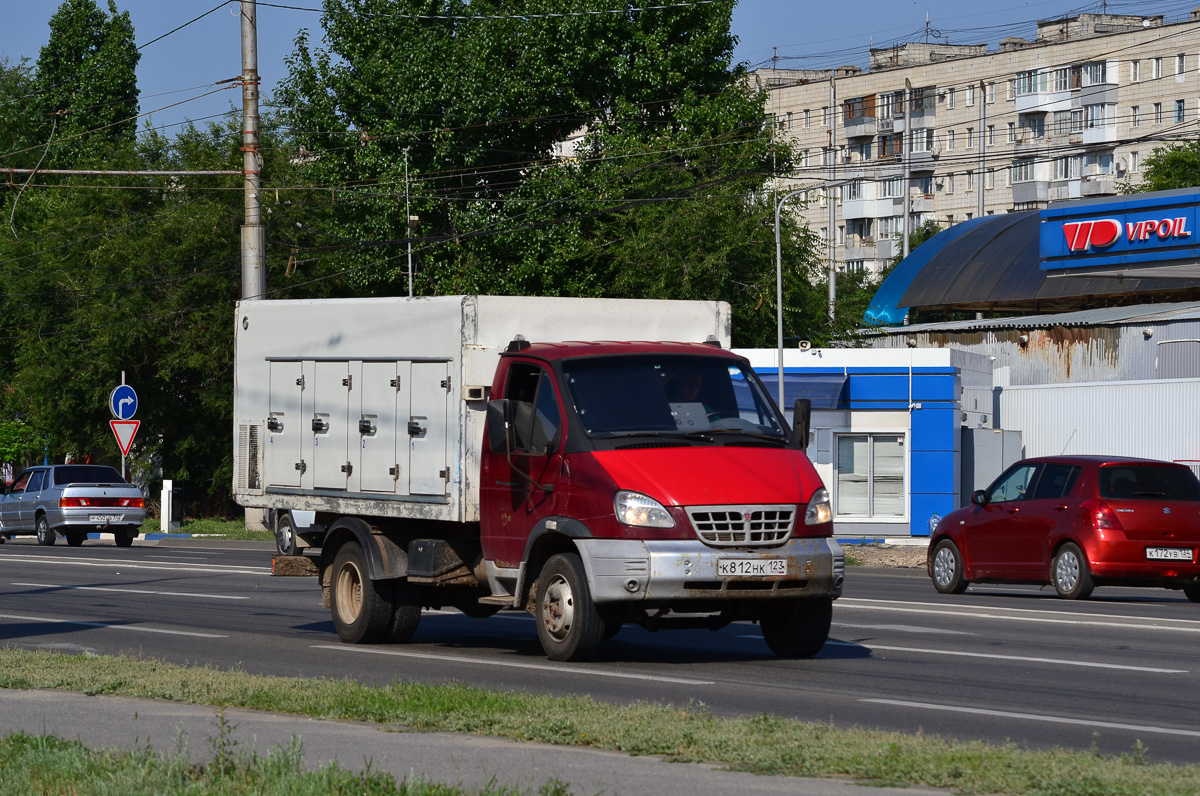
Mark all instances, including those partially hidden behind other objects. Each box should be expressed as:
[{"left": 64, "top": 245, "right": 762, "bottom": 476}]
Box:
[
  {"left": 988, "top": 464, "right": 1040, "bottom": 503},
  {"left": 26, "top": 471, "right": 44, "bottom": 492},
  {"left": 506, "top": 364, "right": 561, "bottom": 453}
]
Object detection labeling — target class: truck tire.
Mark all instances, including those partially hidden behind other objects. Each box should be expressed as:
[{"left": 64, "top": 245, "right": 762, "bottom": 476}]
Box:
[
  {"left": 330, "top": 542, "right": 391, "bottom": 644},
  {"left": 36, "top": 515, "right": 56, "bottom": 546},
  {"left": 387, "top": 579, "right": 423, "bottom": 644},
  {"left": 275, "top": 513, "right": 299, "bottom": 556},
  {"left": 114, "top": 527, "right": 136, "bottom": 547},
  {"left": 759, "top": 597, "right": 833, "bottom": 659},
  {"left": 535, "top": 553, "right": 606, "bottom": 662}
]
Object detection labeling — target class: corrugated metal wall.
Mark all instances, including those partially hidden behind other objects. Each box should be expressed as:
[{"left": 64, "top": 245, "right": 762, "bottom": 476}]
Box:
[
  {"left": 998, "top": 379, "right": 1200, "bottom": 461},
  {"left": 869, "top": 318, "right": 1200, "bottom": 384}
]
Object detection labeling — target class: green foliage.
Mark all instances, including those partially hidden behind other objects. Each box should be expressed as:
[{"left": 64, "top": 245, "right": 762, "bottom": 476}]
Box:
[{"left": 1122, "top": 139, "right": 1200, "bottom": 193}]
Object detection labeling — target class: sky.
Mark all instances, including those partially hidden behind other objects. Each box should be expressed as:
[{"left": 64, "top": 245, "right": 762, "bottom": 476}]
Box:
[{"left": 7, "top": 0, "right": 1200, "bottom": 134}]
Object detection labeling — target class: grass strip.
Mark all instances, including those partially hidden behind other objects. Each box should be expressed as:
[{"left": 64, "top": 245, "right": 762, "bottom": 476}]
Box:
[
  {"left": 0, "top": 728, "right": 566, "bottom": 796},
  {"left": 1, "top": 649, "right": 1197, "bottom": 795}
]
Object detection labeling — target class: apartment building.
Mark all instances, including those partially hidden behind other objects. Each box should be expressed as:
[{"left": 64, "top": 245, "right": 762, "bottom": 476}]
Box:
[{"left": 757, "top": 10, "right": 1200, "bottom": 277}]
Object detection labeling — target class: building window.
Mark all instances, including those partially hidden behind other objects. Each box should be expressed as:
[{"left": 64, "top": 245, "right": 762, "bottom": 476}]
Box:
[
  {"left": 1131, "top": 105, "right": 1140, "bottom": 127},
  {"left": 967, "top": 126, "right": 974, "bottom": 148},
  {"left": 835, "top": 434, "right": 905, "bottom": 518},
  {"left": 1012, "top": 158, "right": 1035, "bottom": 182},
  {"left": 1155, "top": 102, "right": 1163, "bottom": 124},
  {"left": 819, "top": 227, "right": 828, "bottom": 241},
  {"left": 841, "top": 180, "right": 862, "bottom": 201},
  {"left": 1008, "top": 122, "right": 1016, "bottom": 142},
  {"left": 786, "top": 111, "right": 794, "bottom": 130},
  {"left": 1130, "top": 150, "right": 1140, "bottom": 172},
  {"left": 822, "top": 106, "right": 830, "bottom": 126},
  {"left": 987, "top": 124, "right": 995, "bottom": 146},
  {"left": 986, "top": 168, "right": 995, "bottom": 189},
  {"left": 987, "top": 82, "right": 996, "bottom": 103},
  {"left": 1131, "top": 59, "right": 1141, "bottom": 83},
  {"left": 804, "top": 109, "right": 811, "bottom": 128},
  {"left": 878, "top": 133, "right": 902, "bottom": 158},
  {"left": 947, "top": 87, "right": 955, "bottom": 108},
  {"left": 837, "top": 225, "right": 844, "bottom": 245},
  {"left": 844, "top": 260, "right": 866, "bottom": 274},
  {"left": 944, "top": 173, "right": 954, "bottom": 194},
  {"left": 1016, "top": 70, "right": 1037, "bottom": 95},
  {"left": 1054, "top": 67, "right": 1070, "bottom": 92},
  {"left": 1153, "top": 57, "right": 1162, "bottom": 80},
  {"left": 1178, "top": 54, "right": 1186, "bottom": 74},
  {"left": 967, "top": 170, "right": 974, "bottom": 191},
  {"left": 1082, "top": 61, "right": 1107, "bottom": 86},
  {"left": 1054, "top": 155, "right": 1081, "bottom": 180},
  {"left": 1084, "top": 104, "right": 1109, "bottom": 128},
  {"left": 947, "top": 129, "right": 956, "bottom": 150},
  {"left": 966, "top": 86, "right": 975, "bottom": 106},
  {"left": 1177, "top": 99, "right": 1186, "bottom": 122},
  {"left": 801, "top": 149, "right": 810, "bottom": 168},
  {"left": 911, "top": 128, "right": 935, "bottom": 152},
  {"left": 880, "top": 176, "right": 903, "bottom": 198}
]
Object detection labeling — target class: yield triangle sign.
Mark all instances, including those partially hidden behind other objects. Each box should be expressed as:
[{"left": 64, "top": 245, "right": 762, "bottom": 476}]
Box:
[{"left": 110, "top": 420, "right": 140, "bottom": 456}]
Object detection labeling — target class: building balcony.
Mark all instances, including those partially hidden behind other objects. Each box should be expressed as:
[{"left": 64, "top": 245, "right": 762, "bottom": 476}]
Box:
[
  {"left": 841, "top": 197, "right": 903, "bottom": 220},
  {"left": 845, "top": 239, "right": 877, "bottom": 260},
  {"left": 910, "top": 195, "right": 936, "bottom": 212},
  {"left": 1011, "top": 130, "right": 1045, "bottom": 153},
  {"left": 908, "top": 151, "right": 936, "bottom": 172},
  {"left": 1012, "top": 180, "right": 1050, "bottom": 204},
  {"left": 843, "top": 116, "right": 878, "bottom": 138},
  {"left": 1080, "top": 175, "right": 1117, "bottom": 196},
  {"left": 1081, "top": 125, "right": 1118, "bottom": 145}
]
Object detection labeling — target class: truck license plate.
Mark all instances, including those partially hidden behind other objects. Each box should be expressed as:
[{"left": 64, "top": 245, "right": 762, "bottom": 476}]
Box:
[
  {"left": 717, "top": 558, "right": 786, "bottom": 577},
  {"left": 1146, "top": 547, "right": 1193, "bottom": 561}
]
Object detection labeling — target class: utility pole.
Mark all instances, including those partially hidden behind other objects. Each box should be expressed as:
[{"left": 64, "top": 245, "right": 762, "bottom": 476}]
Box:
[
  {"left": 902, "top": 79, "right": 911, "bottom": 261},
  {"left": 827, "top": 71, "right": 837, "bottom": 324},
  {"left": 241, "top": 0, "right": 265, "bottom": 301}
]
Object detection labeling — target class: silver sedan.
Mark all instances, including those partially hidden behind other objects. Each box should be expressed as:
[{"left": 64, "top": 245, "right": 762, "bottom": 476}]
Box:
[{"left": 0, "top": 464, "right": 145, "bottom": 547}]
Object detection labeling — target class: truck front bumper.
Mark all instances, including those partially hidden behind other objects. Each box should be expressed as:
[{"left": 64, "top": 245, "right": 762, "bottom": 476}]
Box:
[{"left": 576, "top": 537, "right": 844, "bottom": 604}]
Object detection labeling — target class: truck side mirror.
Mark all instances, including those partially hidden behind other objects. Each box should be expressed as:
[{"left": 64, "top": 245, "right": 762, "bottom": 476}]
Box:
[
  {"left": 791, "top": 398, "right": 811, "bottom": 450},
  {"left": 486, "top": 399, "right": 514, "bottom": 453}
]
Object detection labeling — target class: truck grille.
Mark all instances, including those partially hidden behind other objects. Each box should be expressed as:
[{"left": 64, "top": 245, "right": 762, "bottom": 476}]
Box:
[{"left": 685, "top": 505, "right": 795, "bottom": 547}]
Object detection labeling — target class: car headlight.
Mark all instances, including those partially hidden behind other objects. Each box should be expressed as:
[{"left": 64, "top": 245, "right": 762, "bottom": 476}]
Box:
[
  {"left": 614, "top": 491, "right": 675, "bottom": 528},
  {"left": 804, "top": 487, "right": 832, "bottom": 525}
]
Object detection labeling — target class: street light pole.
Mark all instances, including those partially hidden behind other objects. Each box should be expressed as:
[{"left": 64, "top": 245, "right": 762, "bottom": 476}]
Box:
[{"left": 774, "top": 187, "right": 809, "bottom": 411}]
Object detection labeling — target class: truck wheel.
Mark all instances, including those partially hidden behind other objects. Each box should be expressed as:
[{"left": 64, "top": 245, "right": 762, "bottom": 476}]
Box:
[
  {"left": 36, "top": 515, "right": 56, "bottom": 546},
  {"left": 274, "top": 513, "right": 299, "bottom": 556},
  {"left": 65, "top": 531, "right": 86, "bottom": 547},
  {"left": 535, "top": 553, "right": 606, "bottom": 662},
  {"left": 330, "top": 543, "right": 391, "bottom": 644},
  {"left": 387, "top": 579, "right": 423, "bottom": 643},
  {"left": 759, "top": 597, "right": 833, "bottom": 659},
  {"left": 114, "top": 527, "right": 136, "bottom": 548}
]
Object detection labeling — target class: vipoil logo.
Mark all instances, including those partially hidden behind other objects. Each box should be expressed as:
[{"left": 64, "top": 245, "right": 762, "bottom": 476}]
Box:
[{"left": 1062, "top": 219, "right": 1121, "bottom": 252}]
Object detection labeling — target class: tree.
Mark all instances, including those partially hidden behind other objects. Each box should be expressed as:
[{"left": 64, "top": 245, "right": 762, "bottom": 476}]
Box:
[
  {"left": 1122, "top": 140, "right": 1200, "bottom": 193},
  {"left": 32, "top": 0, "right": 140, "bottom": 166},
  {"left": 277, "top": 0, "right": 827, "bottom": 346}
]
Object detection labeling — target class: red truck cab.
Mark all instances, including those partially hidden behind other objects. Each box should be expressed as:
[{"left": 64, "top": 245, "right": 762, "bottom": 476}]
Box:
[{"left": 480, "top": 340, "right": 843, "bottom": 660}]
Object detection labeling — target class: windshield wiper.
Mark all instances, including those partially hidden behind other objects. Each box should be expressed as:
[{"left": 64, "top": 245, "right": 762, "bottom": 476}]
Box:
[
  {"left": 602, "top": 430, "right": 713, "bottom": 443},
  {"left": 703, "top": 429, "right": 789, "bottom": 445}
]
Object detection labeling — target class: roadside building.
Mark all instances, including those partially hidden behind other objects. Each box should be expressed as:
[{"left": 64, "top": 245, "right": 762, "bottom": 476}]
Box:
[{"left": 756, "top": 9, "right": 1200, "bottom": 279}]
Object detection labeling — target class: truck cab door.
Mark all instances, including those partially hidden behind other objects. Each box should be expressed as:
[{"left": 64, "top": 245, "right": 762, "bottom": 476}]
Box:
[{"left": 480, "top": 362, "right": 566, "bottom": 567}]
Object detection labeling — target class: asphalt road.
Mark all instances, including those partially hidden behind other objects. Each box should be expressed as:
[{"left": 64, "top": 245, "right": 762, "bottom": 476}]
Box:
[{"left": 1, "top": 537, "right": 1198, "bottom": 767}]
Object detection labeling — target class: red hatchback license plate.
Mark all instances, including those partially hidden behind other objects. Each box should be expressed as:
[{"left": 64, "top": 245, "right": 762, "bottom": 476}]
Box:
[{"left": 1146, "top": 547, "right": 1194, "bottom": 561}]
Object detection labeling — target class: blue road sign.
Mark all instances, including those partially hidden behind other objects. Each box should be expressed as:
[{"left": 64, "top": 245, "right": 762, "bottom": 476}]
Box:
[{"left": 109, "top": 384, "right": 138, "bottom": 420}]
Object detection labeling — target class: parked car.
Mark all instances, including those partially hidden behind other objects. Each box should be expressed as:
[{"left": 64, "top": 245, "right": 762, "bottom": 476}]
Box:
[
  {"left": 0, "top": 464, "right": 145, "bottom": 547},
  {"left": 928, "top": 456, "right": 1200, "bottom": 601}
]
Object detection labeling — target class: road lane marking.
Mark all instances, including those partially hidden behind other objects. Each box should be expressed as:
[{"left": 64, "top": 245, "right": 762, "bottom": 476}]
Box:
[
  {"left": 862, "top": 699, "right": 1200, "bottom": 738},
  {"left": 12, "top": 583, "right": 249, "bottom": 600},
  {"left": 311, "top": 645, "right": 715, "bottom": 685},
  {"left": 0, "top": 612, "right": 226, "bottom": 638},
  {"left": 834, "top": 622, "right": 975, "bottom": 636},
  {"left": 0, "top": 554, "right": 265, "bottom": 576},
  {"left": 737, "top": 636, "right": 1186, "bottom": 672},
  {"left": 837, "top": 597, "right": 1200, "bottom": 632}
]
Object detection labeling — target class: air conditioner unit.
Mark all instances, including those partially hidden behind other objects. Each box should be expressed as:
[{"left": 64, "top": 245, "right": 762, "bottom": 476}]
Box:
[
  {"left": 1116, "top": 158, "right": 1128, "bottom": 173},
  {"left": 841, "top": 153, "right": 852, "bottom": 163}
]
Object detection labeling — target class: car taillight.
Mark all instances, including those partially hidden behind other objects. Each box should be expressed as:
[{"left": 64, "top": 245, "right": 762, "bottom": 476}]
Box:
[
  {"left": 1092, "top": 501, "right": 1124, "bottom": 531},
  {"left": 123, "top": 498, "right": 144, "bottom": 508},
  {"left": 60, "top": 497, "right": 89, "bottom": 508}
]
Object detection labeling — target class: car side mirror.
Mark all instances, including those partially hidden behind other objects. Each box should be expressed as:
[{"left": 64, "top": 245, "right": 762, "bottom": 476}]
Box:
[
  {"left": 486, "top": 399, "right": 515, "bottom": 454},
  {"left": 971, "top": 490, "right": 988, "bottom": 506},
  {"left": 791, "top": 398, "right": 811, "bottom": 450}
]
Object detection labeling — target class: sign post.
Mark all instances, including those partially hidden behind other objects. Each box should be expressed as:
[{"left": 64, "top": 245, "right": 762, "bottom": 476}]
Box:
[{"left": 109, "top": 378, "right": 139, "bottom": 480}]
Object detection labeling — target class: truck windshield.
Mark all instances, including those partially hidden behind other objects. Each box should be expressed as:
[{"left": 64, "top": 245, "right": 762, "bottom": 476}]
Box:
[{"left": 561, "top": 355, "right": 788, "bottom": 440}]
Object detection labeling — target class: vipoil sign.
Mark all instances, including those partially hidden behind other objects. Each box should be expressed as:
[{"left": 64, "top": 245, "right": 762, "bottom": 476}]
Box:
[{"left": 1040, "top": 190, "right": 1200, "bottom": 272}]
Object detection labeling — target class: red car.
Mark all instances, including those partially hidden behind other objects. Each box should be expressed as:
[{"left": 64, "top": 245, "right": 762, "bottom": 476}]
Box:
[{"left": 928, "top": 456, "right": 1200, "bottom": 600}]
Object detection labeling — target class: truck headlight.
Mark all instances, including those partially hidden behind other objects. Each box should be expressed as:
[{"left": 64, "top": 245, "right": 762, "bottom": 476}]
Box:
[
  {"left": 615, "top": 491, "right": 675, "bottom": 528},
  {"left": 804, "top": 487, "right": 832, "bottom": 525}
]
